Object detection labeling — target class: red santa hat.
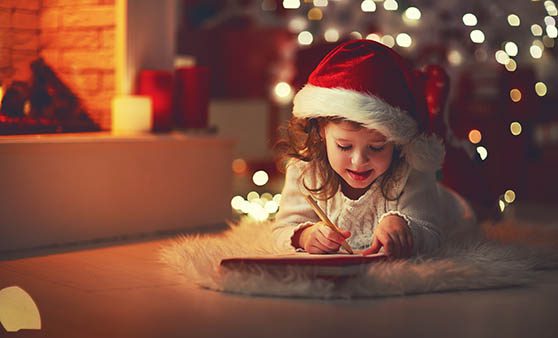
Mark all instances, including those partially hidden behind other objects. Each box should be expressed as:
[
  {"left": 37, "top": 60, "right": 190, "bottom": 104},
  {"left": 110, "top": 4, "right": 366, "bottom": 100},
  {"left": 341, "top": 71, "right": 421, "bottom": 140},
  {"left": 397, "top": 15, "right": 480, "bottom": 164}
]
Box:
[{"left": 292, "top": 39, "right": 445, "bottom": 172}]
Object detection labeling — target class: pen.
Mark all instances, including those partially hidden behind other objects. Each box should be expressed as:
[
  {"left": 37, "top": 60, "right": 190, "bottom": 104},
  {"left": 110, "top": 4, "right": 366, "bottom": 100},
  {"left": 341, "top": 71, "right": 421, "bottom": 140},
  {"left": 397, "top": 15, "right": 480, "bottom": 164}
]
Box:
[{"left": 303, "top": 194, "right": 354, "bottom": 254}]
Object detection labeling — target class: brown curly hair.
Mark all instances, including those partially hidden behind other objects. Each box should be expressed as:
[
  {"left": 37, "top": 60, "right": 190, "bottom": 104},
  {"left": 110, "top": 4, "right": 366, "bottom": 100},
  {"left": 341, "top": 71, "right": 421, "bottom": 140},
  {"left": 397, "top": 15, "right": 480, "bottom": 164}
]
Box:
[{"left": 275, "top": 117, "right": 404, "bottom": 201}]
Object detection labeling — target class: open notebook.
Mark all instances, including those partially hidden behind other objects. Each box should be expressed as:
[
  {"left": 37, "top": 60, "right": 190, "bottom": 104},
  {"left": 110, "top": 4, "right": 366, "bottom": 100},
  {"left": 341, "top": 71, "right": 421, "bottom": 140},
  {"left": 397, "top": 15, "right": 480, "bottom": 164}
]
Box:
[{"left": 220, "top": 252, "right": 387, "bottom": 278}]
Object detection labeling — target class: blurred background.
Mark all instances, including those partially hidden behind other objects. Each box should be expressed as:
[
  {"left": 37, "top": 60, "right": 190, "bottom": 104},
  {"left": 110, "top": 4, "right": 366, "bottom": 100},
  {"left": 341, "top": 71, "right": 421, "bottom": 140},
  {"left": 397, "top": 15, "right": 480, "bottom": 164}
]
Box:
[{"left": 0, "top": 0, "right": 557, "bottom": 226}]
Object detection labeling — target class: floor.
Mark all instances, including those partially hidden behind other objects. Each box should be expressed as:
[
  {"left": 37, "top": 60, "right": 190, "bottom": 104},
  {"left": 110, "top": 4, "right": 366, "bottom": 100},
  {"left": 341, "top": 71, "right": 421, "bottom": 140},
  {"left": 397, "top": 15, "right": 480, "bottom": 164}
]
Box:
[{"left": 1, "top": 231, "right": 558, "bottom": 338}]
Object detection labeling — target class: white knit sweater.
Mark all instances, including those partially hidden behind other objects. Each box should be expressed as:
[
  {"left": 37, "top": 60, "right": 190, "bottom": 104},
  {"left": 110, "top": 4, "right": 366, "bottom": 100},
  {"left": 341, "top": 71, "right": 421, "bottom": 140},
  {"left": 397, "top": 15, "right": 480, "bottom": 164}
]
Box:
[{"left": 272, "top": 160, "right": 478, "bottom": 255}]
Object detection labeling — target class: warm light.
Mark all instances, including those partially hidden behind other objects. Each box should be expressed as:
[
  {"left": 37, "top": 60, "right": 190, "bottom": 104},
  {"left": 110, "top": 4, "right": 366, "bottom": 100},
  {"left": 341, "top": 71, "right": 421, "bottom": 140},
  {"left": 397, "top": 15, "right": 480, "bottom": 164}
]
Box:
[
  {"left": 462, "top": 13, "right": 478, "bottom": 26},
  {"left": 0, "top": 286, "right": 41, "bottom": 332},
  {"left": 111, "top": 96, "right": 153, "bottom": 134},
  {"left": 495, "top": 50, "right": 510, "bottom": 64},
  {"left": 468, "top": 129, "right": 482, "bottom": 144},
  {"left": 273, "top": 193, "right": 282, "bottom": 203},
  {"left": 504, "top": 42, "right": 518, "bottom": 56},
  {"left": 507, "top": 14, "right": 520, "bottom": 26},
  {"left": 274, "top": 82, "right": 293, "bottom": 99},
  {"left": 499, "top": 199, "right": 506, "bottom": 212},
  {"left": 476, "top": 146, "right": 488, "bottom": 160},
  {"left": 531, "top": 24, "right": 543, "bottom": 36},
  {"left": 547, "top": 25, "right": 558, "bottom": 38},
  {"left": 232, "top": 158, "right": 248, "bottom": 175},
  {"left": 231, "top": 196, "right": 245, "bottom": 210},
  {"left": 545, "top": 16, "right": 556, "bottom": 26},
  {"left": 404, "top": 7, "right": 421, "bottom": 20},
  {"left": 261, "top": 192, "right": 273, "bottom": 201},
  {"left": 307, "top": 7, "right": 323, "bottom": 20},
  {"left": 283, "top": 0, "right": 301, "bottom": 9},
  {"left": 504, "top": 190, "right": 516, "bottom": 203},
  {"left": 396, "top": 33, "right": 412, "bottom": 47},
  {"left": 298, "top": 31, "right": 313, "bottom": 45},
  {"left": 505, "top": 59, "right": 517, "bottom": 72},
  {"left": 510, "top": 121, "right": 522, "bottom": 136},
  {"left": 0, "top": 85, "right": 4, "bottom": 104},
  {"left": 350, "top": 31, "right": 363, "bottom": 39},
  {"left": 247, "top": 191, "right": 259, "bottom": 201},
  {"left": 361, "top": 0, "right": 377, "bottom": 12},
  {"left": 530, "top": 44, "right": 543, "bottom": 58},
  {"left": 366, "top": 33, "right": 381, "bottom": 42},
  {"left": 253, "top": 170, "right": 269, "bottom": 186},
  {"left": 324, "top": 28, "right": 340, "bottom": 42},
  {"left": 546, "top": 1, "right": 558, "bottom": 15},
  {"left": 313, "top": 0, "right": 328, "bottom": 6},
  {"left": 510, "top": 88, "right": 522, "bottom": 102},
  {"left": 380, "top": 35, "right": 395, "bottom": 47},
  {"left": 264, "top": 200, "right": 280, "bottom": 213},
  {"left": 470, "top": 30, "right": 485, "bottom": 43},
  {"left": 535, "top": 82, "right": 548, "bottom": 96},
  {"left": 447, "top": 50, "right": 463, "bottom": 65},
  {"left": 384, "top": 0, "right": 398, "bottom": 11},
  {"left": 288, "top": 16, "right": 308, "bottom": 32}
]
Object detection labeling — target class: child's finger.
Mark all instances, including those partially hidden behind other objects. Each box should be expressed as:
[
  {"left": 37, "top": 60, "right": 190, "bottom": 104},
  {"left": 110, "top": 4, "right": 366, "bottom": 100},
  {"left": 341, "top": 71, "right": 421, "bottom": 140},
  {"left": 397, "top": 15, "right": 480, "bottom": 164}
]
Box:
[
  {"left": 396, "top": 231, "right": 408, "bottom": 257},
  {"left": 362, "top": 236, "right": 382, "bottom": 255},
  {"left": 387, "top": 232, "right": 401, "bottom": 258},
  {"left": 316, "top": 232, "right": 341, "bottom": 251},
  {"left": 318, "top": 226, "right": 349, "bottom": 246}
]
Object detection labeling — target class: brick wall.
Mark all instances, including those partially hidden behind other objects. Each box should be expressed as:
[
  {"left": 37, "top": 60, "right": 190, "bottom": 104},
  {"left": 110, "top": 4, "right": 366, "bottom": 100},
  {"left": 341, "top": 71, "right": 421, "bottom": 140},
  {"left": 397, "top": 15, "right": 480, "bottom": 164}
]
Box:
[{"left": 0, "top": 0, "right": 116, "bottom": 130}]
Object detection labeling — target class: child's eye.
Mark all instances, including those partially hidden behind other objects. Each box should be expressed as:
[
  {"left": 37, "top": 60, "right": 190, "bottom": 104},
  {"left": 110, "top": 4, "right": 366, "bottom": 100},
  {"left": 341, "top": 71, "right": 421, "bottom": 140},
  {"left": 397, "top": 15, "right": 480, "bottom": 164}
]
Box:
[
  {"left": 337, "top": 144, "right": 351, "bottom": 151},
  {"left": 369, "top": 145, "right": 385, "bottom": 152}
]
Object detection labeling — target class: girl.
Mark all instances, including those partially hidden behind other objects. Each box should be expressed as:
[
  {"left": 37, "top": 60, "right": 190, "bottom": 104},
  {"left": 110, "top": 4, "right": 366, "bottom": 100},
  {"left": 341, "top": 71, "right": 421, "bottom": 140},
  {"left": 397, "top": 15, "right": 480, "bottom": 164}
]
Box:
[{"left": 273, "top": 40, "right": 477, "bottom": 258}]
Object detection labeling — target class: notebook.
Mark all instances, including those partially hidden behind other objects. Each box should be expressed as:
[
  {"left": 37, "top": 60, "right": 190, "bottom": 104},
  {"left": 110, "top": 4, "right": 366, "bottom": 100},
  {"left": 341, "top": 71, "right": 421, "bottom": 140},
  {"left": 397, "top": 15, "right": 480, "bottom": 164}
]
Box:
[{"left": 220, "top": 252, "right": 387, "bottom": 278}]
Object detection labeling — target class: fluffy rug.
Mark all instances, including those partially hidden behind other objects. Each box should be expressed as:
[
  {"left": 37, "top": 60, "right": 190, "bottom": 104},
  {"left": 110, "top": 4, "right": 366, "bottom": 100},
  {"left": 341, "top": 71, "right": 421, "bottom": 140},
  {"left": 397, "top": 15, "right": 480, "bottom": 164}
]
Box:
[{"left": 160, "top": 218, "right": 558, "bottom": 299}]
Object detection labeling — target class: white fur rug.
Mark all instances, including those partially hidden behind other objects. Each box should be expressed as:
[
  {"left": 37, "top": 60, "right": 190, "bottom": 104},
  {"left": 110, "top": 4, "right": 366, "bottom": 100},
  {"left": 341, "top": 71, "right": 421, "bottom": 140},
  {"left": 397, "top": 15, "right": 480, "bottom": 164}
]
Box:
[{"left": 160, "top": 218, "right": 558, "bottom": 299}]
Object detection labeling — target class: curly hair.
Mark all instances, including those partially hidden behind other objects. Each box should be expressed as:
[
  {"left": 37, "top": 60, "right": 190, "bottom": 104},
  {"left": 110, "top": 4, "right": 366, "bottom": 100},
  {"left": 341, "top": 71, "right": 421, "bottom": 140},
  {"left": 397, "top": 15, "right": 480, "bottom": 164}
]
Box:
[{"left": 275, "top": 117, "right": 404, "bottom": 202}]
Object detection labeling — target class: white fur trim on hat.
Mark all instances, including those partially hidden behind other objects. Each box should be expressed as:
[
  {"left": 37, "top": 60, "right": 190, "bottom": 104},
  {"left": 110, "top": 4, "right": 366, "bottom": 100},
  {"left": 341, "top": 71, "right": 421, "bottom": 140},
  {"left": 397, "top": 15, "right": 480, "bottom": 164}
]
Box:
[
  {"left": 293, "top": 84, "right": 418, "bottom": 144},
  {"left": 402, "top": 134, "right": 446, "bottom": 172}
]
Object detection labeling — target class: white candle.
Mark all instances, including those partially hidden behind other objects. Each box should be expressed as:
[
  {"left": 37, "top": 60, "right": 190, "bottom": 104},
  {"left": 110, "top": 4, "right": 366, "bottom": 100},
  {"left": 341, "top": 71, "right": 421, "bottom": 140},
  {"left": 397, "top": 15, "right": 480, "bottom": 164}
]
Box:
[{"left": 111, "top": 95, "right": 153, "bottom": 134}]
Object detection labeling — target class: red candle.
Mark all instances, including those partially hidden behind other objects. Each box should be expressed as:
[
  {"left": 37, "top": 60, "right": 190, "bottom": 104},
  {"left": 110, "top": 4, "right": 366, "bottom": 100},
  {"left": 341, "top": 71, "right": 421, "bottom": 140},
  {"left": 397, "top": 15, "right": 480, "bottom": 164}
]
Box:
[
  {"left": 174, "top": 66, "right": 210, "bottom": 129},
  {"left": 137, "top": 70, "right": 173, "bottom": 132}
]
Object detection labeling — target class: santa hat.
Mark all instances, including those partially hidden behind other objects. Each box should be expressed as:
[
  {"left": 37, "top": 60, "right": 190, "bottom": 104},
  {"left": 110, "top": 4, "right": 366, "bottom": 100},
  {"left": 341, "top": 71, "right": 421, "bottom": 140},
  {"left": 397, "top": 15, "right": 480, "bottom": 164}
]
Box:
[{"left": 292, "top": 39, "right": 445, "bottom": 172}]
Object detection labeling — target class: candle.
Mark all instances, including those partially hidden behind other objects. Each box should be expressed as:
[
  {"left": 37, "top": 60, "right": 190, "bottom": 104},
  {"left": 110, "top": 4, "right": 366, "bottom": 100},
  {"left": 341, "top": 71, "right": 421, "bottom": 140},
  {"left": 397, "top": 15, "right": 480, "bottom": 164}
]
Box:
[
  {"left": 111, "top": 95, "right": 153, "bottom": 134},
  {"left": 174, "top": 66, "right": 210, "bottom": 129},
  {"left": 137, "top": 70, "right": 173, "bottom": 132}
]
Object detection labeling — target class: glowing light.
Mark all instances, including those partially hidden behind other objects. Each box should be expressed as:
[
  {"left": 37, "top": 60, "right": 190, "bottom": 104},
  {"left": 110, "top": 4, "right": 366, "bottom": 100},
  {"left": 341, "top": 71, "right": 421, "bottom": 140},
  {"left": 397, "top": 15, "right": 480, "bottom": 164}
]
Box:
[
  {"left": 231, "top": 196, "right": 245, "bottom": 210},
  {"left": 380, "top": 35, "right": 395, "bottom": 47},
  {"left": 468, "top": 129, "right": 482, "bottom": 144},
  {"left": 273, "top": 193, "right": 282, "bottom": 203},
  {"left": 447, "top": 50, "right": 463, "bottom": 65},
  {"left": 504, "top": 190, "right": 516, "bottom": 203},
  {"left": 273, "top": 82, "right": 294, "bottom": 104},
  {"left": 495, "top": 50, "right": 510, "bottom": 64},
  {"left": 499, "top": 199, "right": 506, "bottom": 212},
  {"left": 324, "top": 28, "right": 340, "bottom": 42},
  {"left": 313, "top": 0, "right": 328, "bottom": 6},
  {"left": 0, "top": 85, "right": 3, "bottom": 104},
  {"left": 510, "top": 88, "right": 522, "bottom": 102},
  {"left": 0, "top": 286, "right": 41, "bottom": 332},
  {"left": 366, "top": 33, "right": 381, "bottom": 42},
  {"left": 470, "top": 30, "right": 485, "bottom": 43},
  {"left": 361, "top": 0, "right": 376, "bottom": 12},
  {"left": 264, "top": 200, "right": 280, "bottom": 213},
  {"left": 252, "top": 170, "right": 269, "bottom": 186},
  {"left": 530, "top": 44, "right": 543, "bottom": 58},
  {"left": 505, "top": 59, "right": 517, "bottom": 72},
  {"left": 298, "top": 31, "right": 313, "bottom": 45},
  {"left": 247, "top": 191, "right": 259, "bottom": 201},
  {"left": 547, "top": 25, "right": 558, "bottom": 38},
  {"left": 404, "top": 7, "right": 421, "bottom": 20},
  {"left": 283, "top": 0, "right": 301, "bottom": 9},
  {"left": 350, "top": 31, "right": 363, "bottom": 39},
  {"left": 232, "top": 158, "right": 248, "bottom": 175},
  {"left": 261, "top": 192, "right": 273, "bottom": 201},
  {"left": 383, "top": 0, "right": 398, "bottom": 11},
  {"left": 545, "top": 1, "right": 558, "bottom": 15},
  {"left": 288, "top": 16, "right": 308, "bottom": 32},
  {"left": 111, "top": 96, "right": 153, "bottom": 134},
  {"left": 396, "top": 33, "right": 412, "bottom": 47},
  {"left": 545, "top": 16, "right": 556, "bottom": 26},
  {"left": 507, "top": 14, "right": 520, "bottom": 26},
  {"left": 531, "top": 24, "right": 543, "bottom": 36},
  {"left": 535, "top": 82, "right": 548, "bottom": 96},
  {"left": 510, "top": 122, "right": 522, "bottom": 136},
  {"left": 462, "top": 13, "right": 478, "bottom": 26},
  {"left": 307, "top": 7, "right": 323, "bottom": 20},
  {"left": 504, "top": 42, "right": 518, "bottom": 56},
  {"left": 476, "top": 146, "right": 488, "bottom": 161},
  {"left": 247, "top": 202, "right": 269, "bottom": 221}
]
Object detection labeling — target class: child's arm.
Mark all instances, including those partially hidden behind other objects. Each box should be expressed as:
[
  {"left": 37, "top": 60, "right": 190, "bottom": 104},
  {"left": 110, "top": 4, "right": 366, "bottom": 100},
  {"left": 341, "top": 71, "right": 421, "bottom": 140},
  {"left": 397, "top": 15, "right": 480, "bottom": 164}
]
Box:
[{"left": 272, "top": 161, "right": 320, "bottom": 250}]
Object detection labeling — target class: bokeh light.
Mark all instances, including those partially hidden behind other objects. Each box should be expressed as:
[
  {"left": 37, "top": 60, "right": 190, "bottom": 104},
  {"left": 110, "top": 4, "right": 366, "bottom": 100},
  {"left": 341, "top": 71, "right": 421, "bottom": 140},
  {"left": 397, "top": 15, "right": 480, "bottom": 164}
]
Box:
[
  {"left": 535, "top": 82, "right": 548, "bottom": 96},
  {"left": 468, "top": 129, "right": 482, "bottom": 144},
  {"left": 396, "top": 33, "right": 412, "bottom": 47},
  {"left": 510, "top": 88, "right": 522, "bottom": 102},
  {"left": 507, "top": 14, "right": 521, "bottom": 26},
  {"left": 510, "top": 122, "right": 522, "bottom": 136},
  {"left": 470, "top": 30, "right": 485, "bottom": 43},
  {"left": 232, "top": 158, "right": 248, "bottom": 175},
  {"left": 361, "top": 0, "right": 376, "bottom": 12},
  {"left": 252, "top": 170, "right": 269, "bottom": 186},
  {"left": 504, "top": 190, "right": 516, "bottom": 203},
  {"left": 298, "top": 31, "right": 313, "bottom": 45},
  {"left": 462, "top": 13, "right": 478, "bottom": 26},
  {"left": 476, "top": 146, "right": 488, "bottom": 161}
]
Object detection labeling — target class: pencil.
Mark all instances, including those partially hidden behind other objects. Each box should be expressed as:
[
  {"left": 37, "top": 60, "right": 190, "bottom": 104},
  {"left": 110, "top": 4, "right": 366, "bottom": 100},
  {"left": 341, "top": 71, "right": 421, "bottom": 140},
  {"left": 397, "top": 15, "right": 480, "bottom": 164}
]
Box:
[{"left": 303, "top": 194, "right": 354, "bottom": 254}]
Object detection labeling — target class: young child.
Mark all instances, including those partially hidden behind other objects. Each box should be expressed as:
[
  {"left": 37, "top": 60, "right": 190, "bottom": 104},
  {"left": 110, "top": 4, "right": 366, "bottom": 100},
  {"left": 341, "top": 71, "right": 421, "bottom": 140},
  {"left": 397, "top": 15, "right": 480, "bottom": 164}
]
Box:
[{"left": 273, "top": 40, "right": 477, "bottom": 258}]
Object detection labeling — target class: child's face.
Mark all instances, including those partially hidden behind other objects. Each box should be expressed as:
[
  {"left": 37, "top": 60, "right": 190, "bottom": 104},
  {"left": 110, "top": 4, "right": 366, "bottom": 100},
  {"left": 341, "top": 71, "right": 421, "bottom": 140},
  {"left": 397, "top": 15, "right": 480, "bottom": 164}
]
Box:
[{"left": 322, "top": 121, "right": 394, "bottom": 193}]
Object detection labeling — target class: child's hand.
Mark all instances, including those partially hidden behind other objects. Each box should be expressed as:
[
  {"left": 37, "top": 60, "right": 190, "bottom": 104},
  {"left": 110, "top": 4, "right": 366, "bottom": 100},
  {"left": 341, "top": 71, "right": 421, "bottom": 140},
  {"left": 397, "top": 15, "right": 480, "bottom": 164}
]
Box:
[
  {"left": 298, "top": 221, "right": 351, "bottom": 254},
  {"left": 362, "top": 215, "right": 413, "bottom": 258}
]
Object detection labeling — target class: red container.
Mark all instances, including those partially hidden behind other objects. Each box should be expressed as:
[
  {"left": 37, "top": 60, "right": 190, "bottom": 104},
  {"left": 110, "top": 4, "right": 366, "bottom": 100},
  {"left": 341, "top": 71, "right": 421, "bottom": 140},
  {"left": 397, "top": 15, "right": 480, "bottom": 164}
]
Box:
[
  {"left": 174, "top": 66, "right": 210, "bottom": 129},
  {"left": 137, "top": 70, "right": 173, "bottom": 132}
]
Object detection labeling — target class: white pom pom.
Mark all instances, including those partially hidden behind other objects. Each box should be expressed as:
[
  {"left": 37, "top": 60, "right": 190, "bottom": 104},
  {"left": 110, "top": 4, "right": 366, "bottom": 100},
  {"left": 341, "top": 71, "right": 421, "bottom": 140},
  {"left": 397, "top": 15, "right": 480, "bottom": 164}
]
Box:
[{"left": 402, "top": 134, "right": 445, "bottom": 172}]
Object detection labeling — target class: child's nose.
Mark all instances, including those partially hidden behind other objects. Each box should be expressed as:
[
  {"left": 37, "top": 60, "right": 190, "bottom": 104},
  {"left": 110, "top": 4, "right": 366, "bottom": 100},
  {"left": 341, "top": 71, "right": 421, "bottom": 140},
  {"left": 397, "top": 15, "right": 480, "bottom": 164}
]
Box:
[{"left": 351, "top": 150, "right": 369, "bottom": 165}]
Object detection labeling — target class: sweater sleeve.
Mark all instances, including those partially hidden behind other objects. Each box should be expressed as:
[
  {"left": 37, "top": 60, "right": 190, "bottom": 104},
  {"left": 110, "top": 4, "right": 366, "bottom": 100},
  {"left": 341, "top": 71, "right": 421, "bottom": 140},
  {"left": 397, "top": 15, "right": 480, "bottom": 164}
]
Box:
[
  {"left": 382, "top": 170, "right": 444, "bottom": 255},
  {"left": 272, "top": 161, "right": 320, "bottom": 251}
]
